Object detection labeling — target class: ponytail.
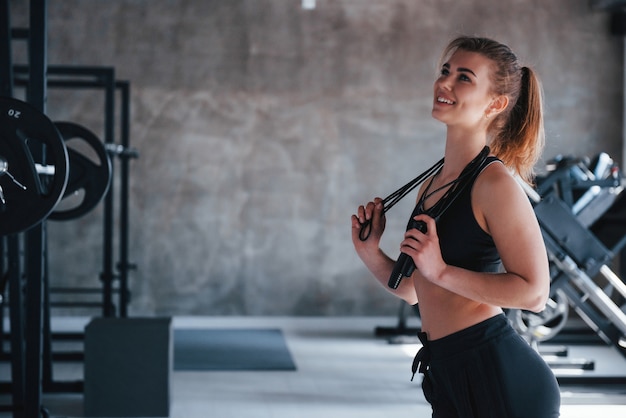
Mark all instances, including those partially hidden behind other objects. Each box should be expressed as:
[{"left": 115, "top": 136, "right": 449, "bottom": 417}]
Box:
[{"left": 489, "top": 66, "right": 545, "bottom": 184}]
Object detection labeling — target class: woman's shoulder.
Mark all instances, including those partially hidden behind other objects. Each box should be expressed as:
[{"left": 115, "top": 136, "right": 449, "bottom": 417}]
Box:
[
  {"left": 472, "top": 156, "right": 537, "bottom": 235},
  {"left": 478, "top": 157, "right": 517, "bottom": 184},
  {"left": 474, "top": 158, "right": 529, "bottom": 207}
]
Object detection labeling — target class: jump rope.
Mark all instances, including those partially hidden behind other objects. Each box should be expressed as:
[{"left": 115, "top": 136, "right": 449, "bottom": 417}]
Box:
[{"left": 357, "top": 146, "right": 491, "bottom": 289}]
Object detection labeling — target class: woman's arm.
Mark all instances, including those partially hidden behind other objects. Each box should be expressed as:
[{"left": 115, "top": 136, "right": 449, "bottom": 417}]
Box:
[{"left": 352, "top": 198, "right": 419, "bottom": 304}]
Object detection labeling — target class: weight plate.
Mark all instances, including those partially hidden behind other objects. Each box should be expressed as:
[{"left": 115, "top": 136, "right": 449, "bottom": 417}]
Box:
[
  {"left": 509, "top": 288, "right": 569, "bottom": 342},
  {"left": 48, "top": 122, "right": 112, "bottom": 221},
  {"left": 0, "top": 97, "right": 69, "bottom": 235}
]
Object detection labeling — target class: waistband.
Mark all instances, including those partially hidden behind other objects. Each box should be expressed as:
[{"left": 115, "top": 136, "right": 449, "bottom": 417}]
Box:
[
  {"left": 428, "top": 313, "right": 511, "bottom": 358},
  {"left": 411, "top": 313, "right": 512, "bottom": 380}
]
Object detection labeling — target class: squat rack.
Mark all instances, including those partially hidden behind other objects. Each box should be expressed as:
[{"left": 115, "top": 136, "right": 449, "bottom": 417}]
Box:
[{"left": 0, "top": 1, "right": 138, "bottom": 416}]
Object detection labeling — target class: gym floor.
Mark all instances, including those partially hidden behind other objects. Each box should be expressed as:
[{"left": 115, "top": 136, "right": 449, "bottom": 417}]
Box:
[{"left": 2, "top": 316, "right": 626, "bottom": 417}]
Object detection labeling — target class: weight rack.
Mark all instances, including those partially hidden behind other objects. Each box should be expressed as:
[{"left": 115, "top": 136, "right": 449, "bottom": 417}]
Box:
[{"left": 0, "top": 1, "right": 139, "bottom": 416}]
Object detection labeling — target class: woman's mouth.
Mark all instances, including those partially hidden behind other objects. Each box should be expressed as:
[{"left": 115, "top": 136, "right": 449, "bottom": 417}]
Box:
[{"left": 437, "top": 96, "right": 455, "bottom": 105}]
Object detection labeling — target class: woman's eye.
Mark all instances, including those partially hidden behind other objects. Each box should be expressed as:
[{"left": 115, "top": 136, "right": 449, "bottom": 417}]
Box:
[
  {"left": 459, "top": 74, "right": 471, "bottom": 82},
  {"left": 440, "top": 68, "right": 450, "bottom": 76}
]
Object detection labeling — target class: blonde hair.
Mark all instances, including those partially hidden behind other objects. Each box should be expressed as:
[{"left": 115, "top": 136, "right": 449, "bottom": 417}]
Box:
[{"left": 440, "top": 36, "right": 545, "bottom": 184}]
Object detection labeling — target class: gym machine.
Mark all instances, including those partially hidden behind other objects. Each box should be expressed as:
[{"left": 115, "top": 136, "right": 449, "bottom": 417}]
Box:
[
  {"left": 509, "top": 153, "right": 626, "bottom": 381},
  {"left": 0, "top": 1, "right": 139, "bottom": 416}
]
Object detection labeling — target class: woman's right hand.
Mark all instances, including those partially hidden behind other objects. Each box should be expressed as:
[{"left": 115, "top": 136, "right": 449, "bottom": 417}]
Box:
[
  {"left": 351, "top": 197, "right": 386, "bottom": 254},
  {"left": 351, "top": 197, "right": 417, "bottom": 303}
]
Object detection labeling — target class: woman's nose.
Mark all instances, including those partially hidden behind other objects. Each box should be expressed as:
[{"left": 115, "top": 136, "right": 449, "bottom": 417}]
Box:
[{"left": 437, "top": 77, "right": 453, "bottom": 90}]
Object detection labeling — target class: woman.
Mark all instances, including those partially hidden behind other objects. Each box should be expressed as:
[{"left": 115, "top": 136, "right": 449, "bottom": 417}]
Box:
[{"left": 351, "top": 36, "right": 560, "bottom": 417}]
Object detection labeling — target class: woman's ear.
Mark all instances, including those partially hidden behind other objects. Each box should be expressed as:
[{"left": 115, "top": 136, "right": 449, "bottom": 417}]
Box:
[{"left": 486, "top": 95, "right": 509, "bottom": 118}]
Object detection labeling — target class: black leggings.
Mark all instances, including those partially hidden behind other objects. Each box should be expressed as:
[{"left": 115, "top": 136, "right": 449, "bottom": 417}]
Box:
[{"left": 414, "top": 314, "right": 560, "bottom": 418}]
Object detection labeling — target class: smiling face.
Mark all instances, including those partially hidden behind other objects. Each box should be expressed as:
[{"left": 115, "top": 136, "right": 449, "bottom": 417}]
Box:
[{"left": 432, "top": 49, "right": 503, "bottom": 130}]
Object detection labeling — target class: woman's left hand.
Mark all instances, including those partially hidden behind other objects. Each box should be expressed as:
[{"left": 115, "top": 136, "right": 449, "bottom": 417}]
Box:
[{"left": 400, "top": 213, "right": 447, "bottom": 282}]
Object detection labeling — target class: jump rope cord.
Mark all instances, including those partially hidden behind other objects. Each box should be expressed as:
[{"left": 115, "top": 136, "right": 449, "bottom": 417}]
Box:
[
  {"left": 417, "top": 146, "right": 491, "bottom": 220},
  {"left": 358, "top": 146, "right": 490, "bottom": 242},
  {"left": 358, "top": 158, "right": 443, "bottom": 242}
]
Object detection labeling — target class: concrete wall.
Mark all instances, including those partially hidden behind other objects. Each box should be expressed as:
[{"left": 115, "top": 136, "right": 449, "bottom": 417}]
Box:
[{"left": 9, "top": 0, "right": 624, "bottom": 316}]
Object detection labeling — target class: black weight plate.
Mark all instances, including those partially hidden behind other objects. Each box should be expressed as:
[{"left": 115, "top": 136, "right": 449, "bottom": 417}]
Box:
[
  {"left": 0, "top": 97, "right": 69, "bottom": 235},
  {"left": 49, "top": 122, "right": 112, "bottom": 221}
]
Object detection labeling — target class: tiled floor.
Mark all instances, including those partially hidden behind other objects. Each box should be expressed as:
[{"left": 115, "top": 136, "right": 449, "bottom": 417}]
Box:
[{"left": 2, "top": 316, "right": 626, "bottom": 417}]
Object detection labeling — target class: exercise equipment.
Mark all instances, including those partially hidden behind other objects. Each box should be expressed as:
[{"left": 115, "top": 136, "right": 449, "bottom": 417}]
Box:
[
  {"left": 48, "top": 121, "right": 112, "bottom": 221},
  {"left": 0, "top": 100, "right": 113, "bottom": 229},
  {"left": 508, "top": 288, "right": 570, "bottom": 343},
  {"left": 84, "top": 318, "right": 172, "bottom": 418},
  {"left": 506, "top": 153, "right": 626, "bottom": 382},
  {"left": 0, "top": 96, "right": 69, "bottom": 235},
  {"left": 0, "top": 76, "right": 138, "bottom": 395},
  {"left": 1, "top": 3, "right": 139, "bottom": 416},
  {"left": 8, "top": 67, "right": 140, "bottom": 317},
  {"left": 0, "top": 2, "right": 55, "bottom": 417}
]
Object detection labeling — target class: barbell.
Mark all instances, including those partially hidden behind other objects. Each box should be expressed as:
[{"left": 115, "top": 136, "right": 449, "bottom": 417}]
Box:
[
  {"left": 0, "top": 96, "right": 69, "bottom": 235},
  {"left": 0, "top": 96, "right": 115, "bottom": 235}
]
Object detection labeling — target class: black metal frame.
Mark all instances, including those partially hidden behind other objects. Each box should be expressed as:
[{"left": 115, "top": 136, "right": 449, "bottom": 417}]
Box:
[
  {"left": 0, "top": 1, "right": 138, "bottom": 416},
  {"left": 12, "top": 64, "right": 135, "bottom": 318}
]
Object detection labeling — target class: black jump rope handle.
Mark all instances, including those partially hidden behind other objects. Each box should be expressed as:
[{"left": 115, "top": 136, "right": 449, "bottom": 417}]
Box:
[{"left": 387, "top": 219, "right": 426, "bottom": 289}]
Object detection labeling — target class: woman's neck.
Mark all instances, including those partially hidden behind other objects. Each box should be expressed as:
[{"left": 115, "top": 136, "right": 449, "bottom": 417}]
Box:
[{"left": 441, "top": 129, "right": 488, "bottom": 181}]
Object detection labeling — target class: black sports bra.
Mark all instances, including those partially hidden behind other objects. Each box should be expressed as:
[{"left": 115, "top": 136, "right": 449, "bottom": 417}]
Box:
[{"left": 419, "top": 156, "right": 503, "bottom": 273}]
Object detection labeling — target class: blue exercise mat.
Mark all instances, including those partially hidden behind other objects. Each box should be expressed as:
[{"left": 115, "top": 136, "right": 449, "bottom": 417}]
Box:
[{"left": 173, "top": 328, "right": 297, "bottom": 371}]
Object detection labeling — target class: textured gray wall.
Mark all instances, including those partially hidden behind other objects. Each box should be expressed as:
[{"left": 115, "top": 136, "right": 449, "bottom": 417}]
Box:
[{"left": 10, "top": 0, "right": 624, "bottom": 315}]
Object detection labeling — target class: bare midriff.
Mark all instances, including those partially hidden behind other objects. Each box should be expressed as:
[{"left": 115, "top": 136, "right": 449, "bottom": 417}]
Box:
[{"left": 414, "top": 272, "right": 503, "bottom": 341}]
